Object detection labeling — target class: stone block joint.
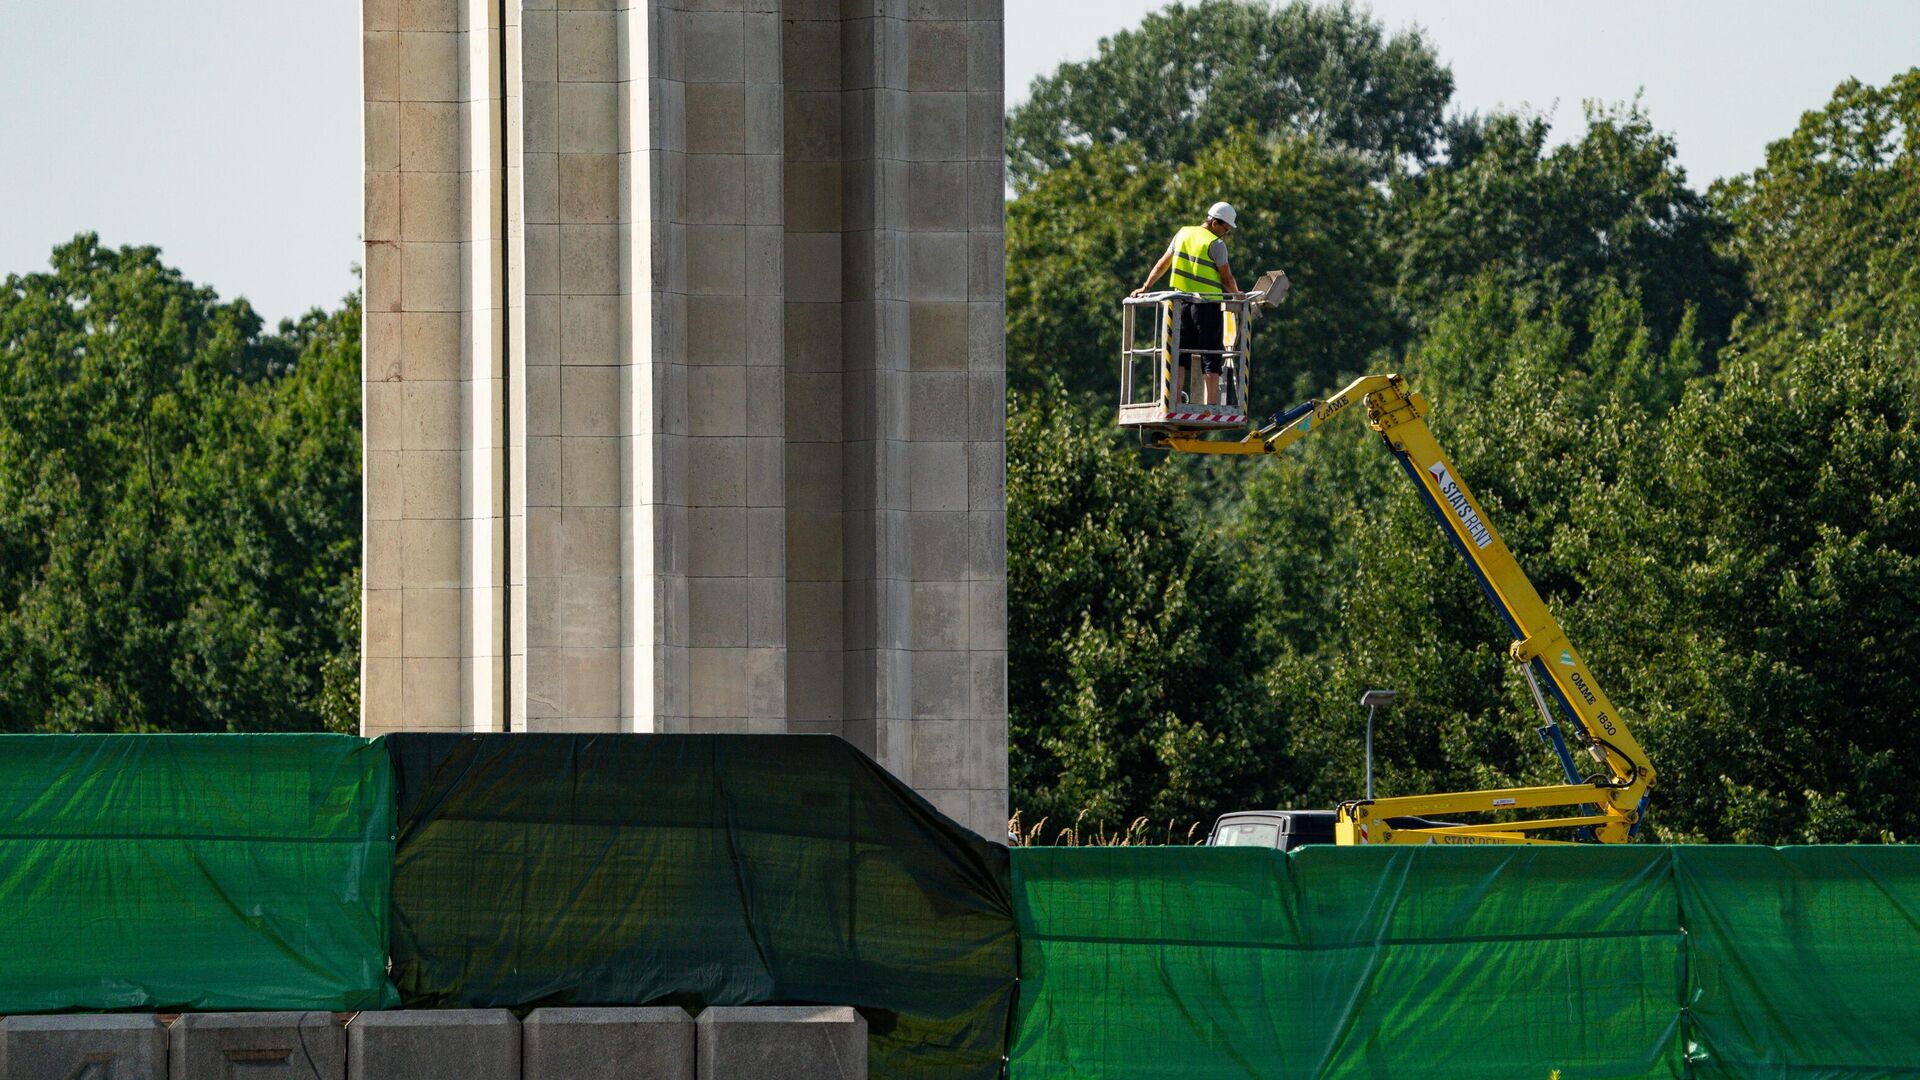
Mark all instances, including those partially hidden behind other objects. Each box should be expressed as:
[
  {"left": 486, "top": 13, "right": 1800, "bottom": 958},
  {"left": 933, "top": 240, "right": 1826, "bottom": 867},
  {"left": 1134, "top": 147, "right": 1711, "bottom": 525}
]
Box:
[{"left": 363, "top": 0, "right": 1009, "bottom": 838}]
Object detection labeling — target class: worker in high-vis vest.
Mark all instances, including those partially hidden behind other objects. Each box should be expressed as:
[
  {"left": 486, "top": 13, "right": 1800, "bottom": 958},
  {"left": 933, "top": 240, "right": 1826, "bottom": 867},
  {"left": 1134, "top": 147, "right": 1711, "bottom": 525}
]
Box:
[{"left": 1131, "top": 201, "right": 1242, "bottom": 405}]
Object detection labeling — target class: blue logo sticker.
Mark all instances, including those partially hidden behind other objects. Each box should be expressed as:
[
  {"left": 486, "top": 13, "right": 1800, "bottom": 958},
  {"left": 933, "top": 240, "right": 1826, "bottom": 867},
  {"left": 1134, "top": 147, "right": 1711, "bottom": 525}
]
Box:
[{"left": 1559, "top": 650, "right": 1575, "bottom": 666}]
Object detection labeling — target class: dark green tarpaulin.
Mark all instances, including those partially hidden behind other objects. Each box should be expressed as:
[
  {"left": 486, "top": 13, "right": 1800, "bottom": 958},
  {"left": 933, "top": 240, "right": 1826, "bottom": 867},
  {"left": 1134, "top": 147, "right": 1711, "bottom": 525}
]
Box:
[
  {"left": 1677, "top": 846, "right": 1920, "bottom": 1077},
  {"left": 1011, "top": 845, "right": 1686, "bottom": 1079},
  {"left": 0, "top": 734, "right": 396, "bottom": 1013},
  {"left": 385, "top": 733, "right": 1016, "bottom": 1080}
]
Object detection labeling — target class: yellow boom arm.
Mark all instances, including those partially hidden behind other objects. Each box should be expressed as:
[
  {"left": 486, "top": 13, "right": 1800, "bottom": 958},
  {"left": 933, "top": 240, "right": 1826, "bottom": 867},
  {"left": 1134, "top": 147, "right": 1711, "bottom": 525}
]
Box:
[{"left": 1157, "top": 374, "right": 1656, "bottom": 844}]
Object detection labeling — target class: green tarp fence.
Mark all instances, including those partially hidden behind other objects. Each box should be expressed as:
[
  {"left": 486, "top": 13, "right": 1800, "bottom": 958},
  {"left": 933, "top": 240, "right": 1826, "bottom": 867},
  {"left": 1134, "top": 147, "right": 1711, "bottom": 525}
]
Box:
[
  {"left": 1009, "top": 845, "right": 1920, "bottom": 1079},
  {"left": 7, "top": 731, "right": 1920, "bottom": 1078},
  {"left": 385, "top": 733, "right": 1016, "bottom": 1080},
  {"left": 1011, "top": 846, "right": 1684, "bottom": 1078},
  {"left": 0, "top": 734, "right": 396, "bottom": 1013},
  {"left": 1677, "top": 846, "right": 1920, "bottom": 1077}
]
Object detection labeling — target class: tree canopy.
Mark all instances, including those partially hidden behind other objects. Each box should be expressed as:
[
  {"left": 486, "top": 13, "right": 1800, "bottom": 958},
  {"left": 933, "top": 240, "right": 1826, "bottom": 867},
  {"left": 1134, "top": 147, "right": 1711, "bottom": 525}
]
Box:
[
  {"left": 1009, "top": 387, "right": 1276, "bottom": 829},
  {"left": 0, "top": 236, "right": 361, "bottom": 733},
  {"left": 1392, "top": 104, "right": 1747, "bottom": 356},
  {"left": 1006, "top": 17, "right": 1920, "bottom": 846},
  {"left": 1006, "top": 0, "right": 1452, "bottom": 189},
  {"left": 1716, "top": 68, "right": 1920, "bottom": 358},
  {"left": 1008, "top": 131, "right": 1397, "bottom": 401}
]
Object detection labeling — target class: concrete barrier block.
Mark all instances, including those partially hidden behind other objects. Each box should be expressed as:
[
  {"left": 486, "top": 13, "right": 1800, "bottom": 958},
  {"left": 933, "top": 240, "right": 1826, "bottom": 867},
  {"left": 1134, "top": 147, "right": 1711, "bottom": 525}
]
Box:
[
  {"left": 168, "top": 1012, "right": 343, "bottom": 1080},
  {"left": 347, "top": 1010, "right": 518, "bottom": 1080},
  {"left": 0, "top": 1014, "right": 167, "bottom": 1080},
  {"left": 522, "top": 1007, "right": 692, "bottom": 1080},
  {"left": 696, "top": 1007, "right": 865, "bottom": 1080}
]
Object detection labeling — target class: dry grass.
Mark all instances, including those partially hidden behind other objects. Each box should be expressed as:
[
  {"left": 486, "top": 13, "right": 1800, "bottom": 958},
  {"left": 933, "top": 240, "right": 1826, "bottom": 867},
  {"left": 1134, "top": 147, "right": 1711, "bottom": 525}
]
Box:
[{"left": 1008, "top": 809, "right": 1206, "bottom": 847}]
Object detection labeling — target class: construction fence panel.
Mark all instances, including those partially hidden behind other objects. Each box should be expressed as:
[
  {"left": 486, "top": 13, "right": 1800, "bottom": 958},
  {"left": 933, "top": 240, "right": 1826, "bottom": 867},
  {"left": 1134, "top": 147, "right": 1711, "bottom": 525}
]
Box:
[
  {"left": 1676, "top": 845, "right": 1920, "bottom": 1077},
  {"left": 384, "top": 733, "right": 1016, "bottom": 1080},
  {"left": 1288, "top": 845, "right": 1684, "bottom": 1080},
  {"left": 0, "top": 734, "right": 397, "bottom": 1013},
  {"left": 8, "top": 729, "right": 1920, "bottom": 1079},
  {"left": 1010, "top": 845, "right": 1686, "bottom": 1079},
  {"left": 1008, "top": 846, "right": 1304, "bottom": 1078}
]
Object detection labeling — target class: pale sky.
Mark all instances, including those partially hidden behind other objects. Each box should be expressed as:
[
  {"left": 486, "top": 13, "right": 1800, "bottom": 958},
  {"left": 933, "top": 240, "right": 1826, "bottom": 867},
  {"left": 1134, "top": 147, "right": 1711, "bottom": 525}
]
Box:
[
  {"left": 0, "top": 1, "right": 360, "bottom": 326},
  {"left": 1, "top": 1, "right": 1914, "bottom": 323}
]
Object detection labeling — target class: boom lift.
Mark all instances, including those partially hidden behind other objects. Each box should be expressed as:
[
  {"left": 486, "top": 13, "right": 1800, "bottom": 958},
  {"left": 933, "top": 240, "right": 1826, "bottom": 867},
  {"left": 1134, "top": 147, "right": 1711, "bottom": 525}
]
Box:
[{"left": 1119, "top": 288, "right": 1656, "bottom": 845}]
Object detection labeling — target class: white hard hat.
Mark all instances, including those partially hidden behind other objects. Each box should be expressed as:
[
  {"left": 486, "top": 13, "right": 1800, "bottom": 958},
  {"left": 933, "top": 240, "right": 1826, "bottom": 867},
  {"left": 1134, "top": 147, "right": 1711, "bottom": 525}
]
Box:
[{"left": 1207, "top": 201, "right": 1238, "bottom": 229}]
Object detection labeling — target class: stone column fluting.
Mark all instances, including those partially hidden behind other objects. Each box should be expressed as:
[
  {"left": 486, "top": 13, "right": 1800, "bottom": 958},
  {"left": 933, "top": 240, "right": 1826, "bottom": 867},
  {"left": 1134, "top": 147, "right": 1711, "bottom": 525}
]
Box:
[{"left": 362, "top": 0, "right": 1007, "bottom": 837}]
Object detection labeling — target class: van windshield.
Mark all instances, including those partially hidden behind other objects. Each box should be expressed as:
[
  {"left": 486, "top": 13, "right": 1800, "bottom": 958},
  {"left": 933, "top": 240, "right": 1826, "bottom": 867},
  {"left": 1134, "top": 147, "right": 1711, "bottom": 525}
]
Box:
[{"left": 1214, "top": 821, "right": 1281, "bottom": 848}]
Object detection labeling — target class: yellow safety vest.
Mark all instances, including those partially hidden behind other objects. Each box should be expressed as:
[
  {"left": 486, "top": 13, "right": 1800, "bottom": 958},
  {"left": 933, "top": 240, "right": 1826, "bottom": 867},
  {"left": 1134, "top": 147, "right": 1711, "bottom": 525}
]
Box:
[{"left": 1169, "top": 225, "right": 1226, "bottom": 297}]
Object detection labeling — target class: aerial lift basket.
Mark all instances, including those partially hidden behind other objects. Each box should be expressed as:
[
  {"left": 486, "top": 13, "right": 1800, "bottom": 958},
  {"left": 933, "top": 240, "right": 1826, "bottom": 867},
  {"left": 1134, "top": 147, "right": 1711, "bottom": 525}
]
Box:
[{"left": 1117, "top": 270, "right": 1288, "bottom": 433}]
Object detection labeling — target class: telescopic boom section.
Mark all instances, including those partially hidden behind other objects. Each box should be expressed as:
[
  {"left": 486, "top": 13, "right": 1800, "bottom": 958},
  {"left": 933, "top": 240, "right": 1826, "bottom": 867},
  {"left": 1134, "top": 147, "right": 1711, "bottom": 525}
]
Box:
[{"left": 1156, "top": 374, "right": 1657, "bottom": 844}]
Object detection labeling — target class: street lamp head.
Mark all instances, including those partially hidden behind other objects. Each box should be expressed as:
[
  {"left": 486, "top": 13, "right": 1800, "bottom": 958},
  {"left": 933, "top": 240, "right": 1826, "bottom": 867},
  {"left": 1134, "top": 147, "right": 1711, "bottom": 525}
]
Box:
[{"left": 1359, "top": 689, "right": 1395, "bottom": 801}]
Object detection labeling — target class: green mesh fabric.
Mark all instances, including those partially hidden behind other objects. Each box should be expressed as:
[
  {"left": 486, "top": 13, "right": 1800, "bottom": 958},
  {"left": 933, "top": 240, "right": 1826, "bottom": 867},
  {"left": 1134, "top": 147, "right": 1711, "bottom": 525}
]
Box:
[
  {"left": 385, "top": 733, "right": 1016, "bottom": 1080},
  {"left": 9, "top": 731, "right": 1916, "bottom": 1078},
  {"left": 1010, "top": 846, "right": 1299, "bottom": 1077},
  {"left": 1011, "top": 845, "right": 1686, "bottom": 1079},
  {"left": 1676, "top": 846, "right": 1920, "bottom": 1076},
  {"left": 0, "top": 734, "right": 396, "bottom": 1013}
]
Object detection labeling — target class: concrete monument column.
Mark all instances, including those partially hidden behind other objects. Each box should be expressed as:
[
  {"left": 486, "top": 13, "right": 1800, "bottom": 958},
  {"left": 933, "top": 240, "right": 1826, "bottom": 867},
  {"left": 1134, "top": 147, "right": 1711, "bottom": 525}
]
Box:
[{"left": 362, "top": 0, "right": 1007, "bottom": 838}]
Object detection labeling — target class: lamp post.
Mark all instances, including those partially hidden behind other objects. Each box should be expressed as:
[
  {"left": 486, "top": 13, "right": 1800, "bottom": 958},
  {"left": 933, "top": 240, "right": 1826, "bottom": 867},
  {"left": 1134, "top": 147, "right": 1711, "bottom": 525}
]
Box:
[{"left": 1359, "top": 689, "right": 1397, "bottom": 800}]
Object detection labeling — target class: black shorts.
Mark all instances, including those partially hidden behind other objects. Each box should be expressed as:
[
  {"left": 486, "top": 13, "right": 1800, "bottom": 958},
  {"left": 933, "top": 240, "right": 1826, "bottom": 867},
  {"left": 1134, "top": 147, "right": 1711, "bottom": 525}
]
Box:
[{"left": 1178, "top": 302, "right": 1225, "bottom": 375}]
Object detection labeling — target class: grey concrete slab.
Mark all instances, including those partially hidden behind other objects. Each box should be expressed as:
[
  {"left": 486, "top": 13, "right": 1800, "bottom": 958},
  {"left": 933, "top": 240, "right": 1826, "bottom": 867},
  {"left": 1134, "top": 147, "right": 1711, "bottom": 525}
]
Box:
[
  {"left": 168, "top": 1012, "right": 343, "bottom": 1080},
  {"left": 0, "top": 1014, "right": 167, "bottom": 1080},
  {"left": 522, "top": 1007, "right": 692, "bottom": 1080},
  {"left": 347, "top": 1010, "right": 518, "bottom": 1080},
  {"left": 695, "top": 1007, "right": 865, "bottom": 1080}
]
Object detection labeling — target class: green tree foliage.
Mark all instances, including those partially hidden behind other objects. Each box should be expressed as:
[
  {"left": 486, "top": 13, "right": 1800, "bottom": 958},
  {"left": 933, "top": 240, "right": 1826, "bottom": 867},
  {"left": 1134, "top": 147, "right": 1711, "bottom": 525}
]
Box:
[
  {"left": 1716, "top": 69, "right": 1920, "bottom": 357},
  {"left": 1008, "top": 388, "right": 1276, "bottom": 830},
  {"left": 1579, "top": 338, "right": 1920, "bottom": 842},
  {"left": 0, "top": 236, "right": 361, "bottom": 733},
  {"left": 1230, "top": 268, "right": 1920, "bottom": 845},
  {"left": 1006, "top": 0, "right": 1452, "bottom": 188},
  {"left": 1118, "top": 279, "right": 1920, "bottom": 844},
  {"left": 1241, "top": 285, "right": 1692, "bottom": 816},
  {"left": 1392, "top": 105, "right": 1746, "bottom": 355},
  {"left": 1007, "top": 131, "right": 1397, "bottom": 401},
  {"left": 1005, "top": 12, "right": 1920, "bottom": 845}
]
